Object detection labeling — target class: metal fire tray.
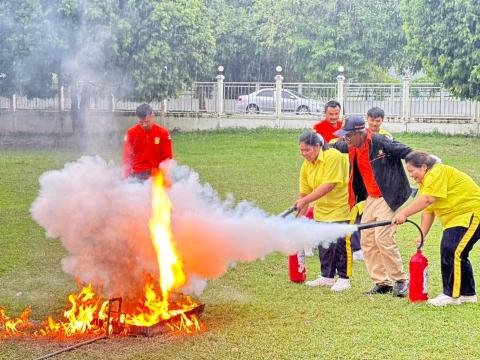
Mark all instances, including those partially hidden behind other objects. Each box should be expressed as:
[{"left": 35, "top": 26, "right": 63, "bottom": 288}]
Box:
[{"left": 126, "top": 303, "right": 205, "bottom": 337}]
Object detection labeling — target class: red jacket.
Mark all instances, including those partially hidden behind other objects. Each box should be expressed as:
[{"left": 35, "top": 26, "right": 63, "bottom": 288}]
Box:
[
  {"left": 313, "top": 119, "right": 343, "bottom": 143},
  {"left": 123, "top": 123, "right": 173, "bottom": 177}
]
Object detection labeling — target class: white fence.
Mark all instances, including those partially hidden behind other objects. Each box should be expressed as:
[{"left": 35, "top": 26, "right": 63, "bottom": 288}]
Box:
[{"left": 1, "top": 77, "right": 479, "bottom": 121}]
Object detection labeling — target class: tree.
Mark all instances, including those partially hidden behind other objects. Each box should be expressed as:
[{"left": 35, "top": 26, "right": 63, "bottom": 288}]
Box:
[
  {"left": 239, "top": 0, "right": 408, "bottom": 82},
  {"left": 119, "top": 0, "right": 216, "bottom": 101},
  {"left": 0, "top": 0, "right": 216, "bottom": 101},
  {"left": 401, "top": 0, "right": 480, "bottom": 99}
]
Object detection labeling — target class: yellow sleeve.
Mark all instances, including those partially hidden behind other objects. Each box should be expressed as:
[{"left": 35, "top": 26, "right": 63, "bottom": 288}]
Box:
[
  {"left": 322, "top": 150, "right": 348, "bottom": 185},
  {"left": 421, "top": 165, "right": 447, "bottom": 199},
  {"left": 299, "top": 162, "right": 312, "bottom": 194}
]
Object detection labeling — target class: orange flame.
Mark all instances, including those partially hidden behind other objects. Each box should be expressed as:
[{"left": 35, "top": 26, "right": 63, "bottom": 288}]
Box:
[
  {"left": 0, "top": 171, "right": 202, "bottom": 339},
  {"left": 0, "top": 307, "right": 33, "bottom": 337},
  {"left": 149, "top": 172, "right": 186, "bottom": 310},
  {"left": 125, "top": 172, "right": 199, "bottom": 333},
  {"left": 34, "top": 284, "right": 109, "bottom": 338}
]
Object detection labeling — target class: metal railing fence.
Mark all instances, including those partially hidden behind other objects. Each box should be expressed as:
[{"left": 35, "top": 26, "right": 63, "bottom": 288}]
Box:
[{"left": 1, "top": 79, "right": 479, "bottom": 121}]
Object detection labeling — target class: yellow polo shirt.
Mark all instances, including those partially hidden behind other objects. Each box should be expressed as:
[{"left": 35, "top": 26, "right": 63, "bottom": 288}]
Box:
[
  {"left": 379, "top": 128, "right": 393, "bottom": 139},
  {"left": 299, "top": 148, "right": 350, "bottom": 222},
  {"left": 420, "top": 163, "right": 480, "bottom": 229}
]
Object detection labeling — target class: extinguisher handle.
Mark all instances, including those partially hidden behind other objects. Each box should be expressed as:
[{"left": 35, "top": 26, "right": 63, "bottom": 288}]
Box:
[
  {"left": 405, "top": 219, "right": 425, "bottom": 250},
  {"left": 356, "top": 220, "right": 392, "bottom": 230},
  {"left": 279, "top": 206, "right": 298, "bottom": 218}
]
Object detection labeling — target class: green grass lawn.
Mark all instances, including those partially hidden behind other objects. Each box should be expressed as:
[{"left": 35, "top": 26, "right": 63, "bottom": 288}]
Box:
[{"left": 1, "top": 130, "right": 480, "bottom": 359}]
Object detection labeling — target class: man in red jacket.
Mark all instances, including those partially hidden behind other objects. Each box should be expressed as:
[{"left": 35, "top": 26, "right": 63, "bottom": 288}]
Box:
[
  {"left": 313, "top": 100, "right": 343, "bottom": 143},
  {"left": 123, "top": 103, "right": 173, "bottom": 180}
]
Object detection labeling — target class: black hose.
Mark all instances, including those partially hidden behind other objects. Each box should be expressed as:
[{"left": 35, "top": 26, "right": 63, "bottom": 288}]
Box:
[
  {"left": 356, "top": 220, "right": 392, "bottom": 230},
  {"left": 405, "top": 219, "right": 424, "bottom": 250},
  {"left": 356, "top": 219, "right": 424, "bottom": 249},
  {"left": 279, "top": 206, "right": 297, "bottom": 218}
]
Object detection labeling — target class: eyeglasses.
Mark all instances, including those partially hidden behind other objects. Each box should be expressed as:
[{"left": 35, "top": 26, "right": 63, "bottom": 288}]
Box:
[{"left": 344, "top": 132, "right": 357, "bottom": 141}]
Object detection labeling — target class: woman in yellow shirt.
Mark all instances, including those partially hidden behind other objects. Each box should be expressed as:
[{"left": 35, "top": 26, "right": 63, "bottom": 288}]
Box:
[
  {"left": 295, "top": 131, "right": 351, "bottom": 292},
  {"left": 392, "top": 151, "right": 480, "bottom": 306}
]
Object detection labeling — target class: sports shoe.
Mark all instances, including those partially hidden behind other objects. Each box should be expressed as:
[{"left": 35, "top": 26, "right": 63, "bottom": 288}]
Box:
[
  {"left": 427, "top": 293, "right": 460, "bottom": 306},
  {"left": 305, "top": 277, "right": 335, "bottom": 287},
  {"left": 392, "top": 280, "right": 408, "bottom": 297},
  {"left": 458, "top": 295, "right": 478, "bottom": 304},
  {"left": 363, "top": 284, "right": 393, "bottom": 295},
  {"left": 331, "top": 278, "right": 351, "bottom": 292},
  {"left": 352, "top": 250, "right": 364, "bottom": 261}
]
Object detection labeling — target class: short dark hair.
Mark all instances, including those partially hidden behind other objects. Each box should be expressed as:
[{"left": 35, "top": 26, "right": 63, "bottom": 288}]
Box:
[
  {"left": 405, "top": 151, "right": 437, "bottom": 170},
  {"left": 299, "top": 131, "right": 324, "bottom": 147},
  {"left": 367, "top": 107, "right": 384, "bottom": 119},
  {"left": 136, "top": 103, "right": 153, "bottom": 118},
  {"left": 324, "top": 100, "right": 341, "bottom": 111}
]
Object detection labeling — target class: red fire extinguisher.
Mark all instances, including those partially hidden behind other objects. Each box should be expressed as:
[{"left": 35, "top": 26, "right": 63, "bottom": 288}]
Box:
[
  {"left": 407, "top": 220, "right": 428, "bottom": 302},
  {"left": 279, "top": 206, "right": 307, "bottom": 283}
]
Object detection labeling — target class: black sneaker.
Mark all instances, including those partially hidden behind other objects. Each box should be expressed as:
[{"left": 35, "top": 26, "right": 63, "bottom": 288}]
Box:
[
  {"left": 393, "top": 281, "right": 408, "bottom": 297},
  {"left": 363, "top": 284, "right": 393, "bottom": 295}
]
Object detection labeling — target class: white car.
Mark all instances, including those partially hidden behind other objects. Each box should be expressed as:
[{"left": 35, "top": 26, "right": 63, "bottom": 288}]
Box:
[{"left": 235, "top": 88, "right": 324, "bottom": 115}]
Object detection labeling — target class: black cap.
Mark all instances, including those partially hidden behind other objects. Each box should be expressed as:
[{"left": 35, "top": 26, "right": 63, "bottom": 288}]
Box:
[{"left": 334, "top": 116, "right": 365, "bottom": 137}]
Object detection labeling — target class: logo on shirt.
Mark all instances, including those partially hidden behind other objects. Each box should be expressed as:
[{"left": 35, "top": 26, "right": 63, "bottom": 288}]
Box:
[{"left": 154, "top": 137, "right": 160, "bottom": 144}]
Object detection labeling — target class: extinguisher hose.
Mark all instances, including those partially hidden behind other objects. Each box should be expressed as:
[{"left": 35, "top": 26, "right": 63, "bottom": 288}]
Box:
[
  {"left": 280, "top": 207, "right": 425, "bottom": 249},
  {"left": 405, "top": 219, "right": 425, "bottom": 250},
  {"left": 279, "top": 206, "right": 298, "bottom": 218},
  {"left": 356, "top": 219, "right": 425, "bottom": 250}
]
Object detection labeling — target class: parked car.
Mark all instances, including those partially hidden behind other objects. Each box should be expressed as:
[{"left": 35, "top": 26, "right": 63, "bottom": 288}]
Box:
[{"left": 235, "top": 88, "right": 325, "bottom": 115}]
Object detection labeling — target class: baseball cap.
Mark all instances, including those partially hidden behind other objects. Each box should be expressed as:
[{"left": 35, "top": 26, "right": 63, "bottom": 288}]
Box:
[{"left": 334, "top": 116, "right": 366, "bottom": 137}]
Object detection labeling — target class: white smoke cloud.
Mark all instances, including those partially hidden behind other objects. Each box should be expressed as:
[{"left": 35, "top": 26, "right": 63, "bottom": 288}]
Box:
[{"left": 30, "top": 156, "right": 355, "bottom": 299}]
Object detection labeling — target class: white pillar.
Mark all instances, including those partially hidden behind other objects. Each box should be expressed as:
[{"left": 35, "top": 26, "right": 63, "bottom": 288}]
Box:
[
  {"left": 11, "top": 94, "right": 16, "bottom": 112},
  {"left": 59, "top": 86, "right": 65, "bottom": 111},
  {"left": 216, "top": 74, "right": 225, "bottom": 115},
  {"left": 163, "top": 99, "right": 168, "bottom": 114},
  {"left": 111, "top": 94, "right": 115, "bottom": 112},
  {"left": 475, "top": 101, "right": 479, "bottom": 122},
  {"left": 275, "top": 74, "right": 283, "bottom": 118},
  {"left": 401, "top": 75, "right": 410, "bottom": 122},
  {"left": 337, "top": 73, "right": 345, "bottom": 118}
]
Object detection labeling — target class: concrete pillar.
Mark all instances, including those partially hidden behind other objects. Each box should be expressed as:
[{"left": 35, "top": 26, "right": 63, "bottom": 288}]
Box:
[
  {"left": 110, "top": 94, "right": 115, "bottom": 112},
  {"left": 11, "top": 94, "right": 16, "bottom": 112},
  {"left": 401, "top": 75, "right": 410, "bottom": 122},
  {"left": 474, "top": 101, "right": 480, "bottom": 122},
  {"left": 216, "top": 74, "right": 225, "bottom": 115},
  {"left": 59, "top": 86, "right": 65, "bottom": 111},
  {"left": 337, "top": 67, "right": 345, "bottom": 117},
  {"left": 275, "top": 73, "right": 283, "bottom": 118}
]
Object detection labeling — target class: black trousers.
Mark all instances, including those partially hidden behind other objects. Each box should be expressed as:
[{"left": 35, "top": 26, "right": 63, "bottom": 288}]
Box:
[
  {"left": 441, "top": 216, "right": 480, "bottom": 297},
  {"left": 319, "top": 235, "right": 348, "bottom": 279}
]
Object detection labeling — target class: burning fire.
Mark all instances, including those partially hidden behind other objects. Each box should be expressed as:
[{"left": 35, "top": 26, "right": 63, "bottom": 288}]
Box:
[{"left": 0, "top": 171, "right": 202, "bottom": 339}]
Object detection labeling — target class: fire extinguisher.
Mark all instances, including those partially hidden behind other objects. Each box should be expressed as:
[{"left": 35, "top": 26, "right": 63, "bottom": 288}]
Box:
[
  {"left": 357, "top": 219, "right": 428, "bottom": 302},
  {"left": 406, "top": 220, "right": 428, "bottom": 302},
  {"left": 279, "top": 206, "right": 307, "bottom": 283}
]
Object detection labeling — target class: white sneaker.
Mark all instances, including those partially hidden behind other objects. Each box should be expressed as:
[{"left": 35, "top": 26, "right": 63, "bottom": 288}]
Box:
[
  {"left": 305, "top": 247, "right": 314, "bottom": 257},
  {"left": 458, "top": 295, "right": 478, "bottom": 304},
  {"left": 305, "top": 277, "right": 335, "bottom": 287},
  {"left": 352, "top": 250, "right": 364, "bottom": 261},
  {"left": 427, "top": 293, "right": 460, "bottom": 306},
  {"left": 331, "top": 278, "right": 351, "bottom": 292}
]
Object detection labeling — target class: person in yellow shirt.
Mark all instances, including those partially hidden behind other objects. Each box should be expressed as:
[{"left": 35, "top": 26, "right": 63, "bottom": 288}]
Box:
[
  {"left": 295, "top": 131, "right": 351, "bottom": 291},
  {"left": 367, "top": 107, "right": 393, "bottom": 139},
  {"left": 392, "top": 151, "right": 480, "bottom": 306}
]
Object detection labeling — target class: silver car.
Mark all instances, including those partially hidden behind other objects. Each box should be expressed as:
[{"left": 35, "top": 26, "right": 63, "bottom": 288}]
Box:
[{"left": 235, "top": 88, "right": 324, "bottom": 115}]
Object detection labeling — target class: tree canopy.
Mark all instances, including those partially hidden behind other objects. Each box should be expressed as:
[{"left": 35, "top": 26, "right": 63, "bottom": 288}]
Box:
[
  {"left": 401, "top": 0, "right": 480, "bottom": 99},
  {"left": 2, "top": 0, "right": 477, "bottom": 100}
]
